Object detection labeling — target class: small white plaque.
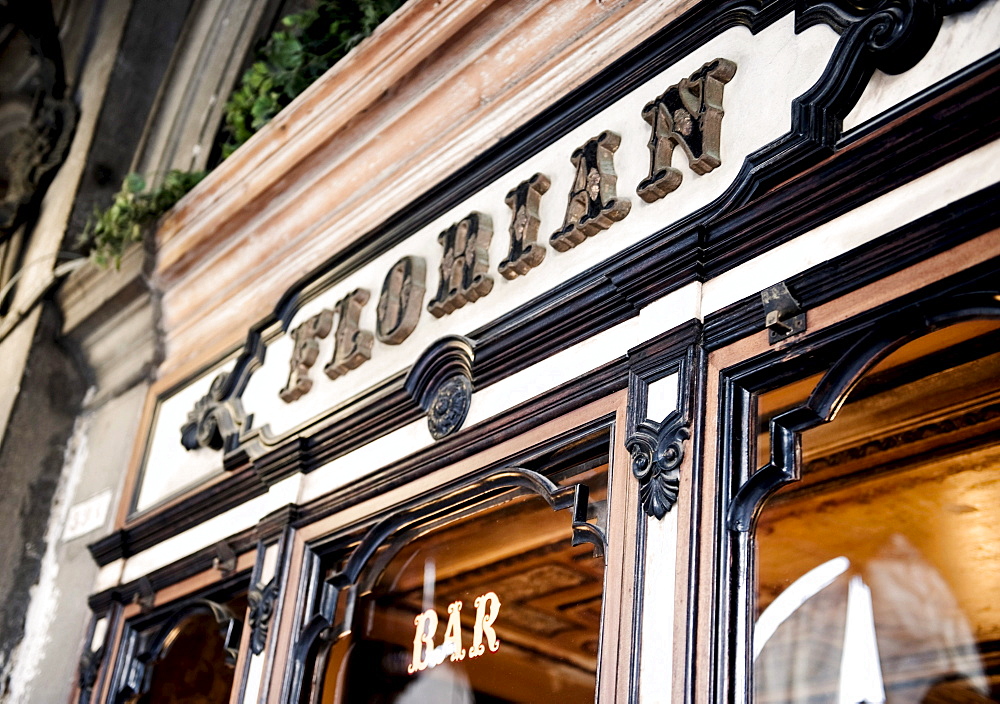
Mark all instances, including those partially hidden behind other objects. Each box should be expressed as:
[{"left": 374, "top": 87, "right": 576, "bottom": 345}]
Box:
[{"left": 63, "top": 489, "right": 113, "bottom": 542}]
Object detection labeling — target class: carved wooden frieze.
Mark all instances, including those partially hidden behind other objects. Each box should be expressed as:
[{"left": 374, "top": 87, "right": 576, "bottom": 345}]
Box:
[
  {"left": 626, "top": 410, "right": 690, "bottom": 519},
  {"left": 377, "top": 256, "right": 426, "bottom": 344},
  {"left": 324, "top": 288, "right": 374, "bottom": 380},
  {"left": 248, "top": 579, "right": 279, "bottom": 655},
  {"left": 279, "top": 309, "right": 334, "bottom": 402},
  {"left": 428, "top": 213, "right": 494, "bottom": 318},
  {"left": 499, "top": 174, "right": 550, "bottom": 280},
  {"left": 180, "top": 372, "right": 246, "bottom": 452},
  {"left": 550, "top": 131, "right": 630, "bottom": 252},
  {"left": 637, "top": 58, "right": 737, "bottom": 203}
]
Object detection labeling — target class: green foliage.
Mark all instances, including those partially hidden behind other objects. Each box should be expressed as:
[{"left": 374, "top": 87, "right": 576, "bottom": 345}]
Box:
[
  {"left": 82, "top": 170, "right": 206, "bottom": 269},
  {"left": 221, "top": 0, "right": 404, "bottom": 158}
]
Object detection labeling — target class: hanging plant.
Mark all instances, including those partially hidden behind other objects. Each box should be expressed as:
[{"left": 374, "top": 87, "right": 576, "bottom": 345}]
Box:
[
  {"left": 220, "top": 0, "right": 404, "bottom": 158},
  {"left": 81, "top": 170, "right": 205, "bottom": 269}
]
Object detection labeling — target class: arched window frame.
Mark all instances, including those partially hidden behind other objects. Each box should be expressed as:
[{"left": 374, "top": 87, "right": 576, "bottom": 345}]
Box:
[{"left": 712, "top": 271, "right": 1000, "bottom": 703}]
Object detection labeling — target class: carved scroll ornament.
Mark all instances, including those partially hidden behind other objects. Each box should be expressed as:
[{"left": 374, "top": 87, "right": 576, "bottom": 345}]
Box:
[
  {"left": 180, "top": 372, "right": 247, "bottom": 452},
  {"left": 626, "top": 409, "right": 690, "bottom": 519},
  {"left": 248, "top": 579, "right": 279, "bottom": 655}
]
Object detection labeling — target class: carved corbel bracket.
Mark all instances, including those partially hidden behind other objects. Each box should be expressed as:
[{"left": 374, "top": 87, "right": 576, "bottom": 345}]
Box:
[
  {"left": 626, "top": 409, "right": 691, "bottom": 519},
  {"left": 248, "top": 579, "right": 279, "bottom": 655},
  {"left": 404, "top": 335, "right": 475, "bottom": 440}
]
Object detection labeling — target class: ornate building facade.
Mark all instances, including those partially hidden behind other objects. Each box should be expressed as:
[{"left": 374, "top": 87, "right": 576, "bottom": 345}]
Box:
[{"left": 1, "top": 0, "right": 998, "bottom": 702}]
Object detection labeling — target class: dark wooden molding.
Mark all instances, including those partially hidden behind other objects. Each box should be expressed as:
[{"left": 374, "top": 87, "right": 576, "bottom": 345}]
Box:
[
  {"left": 711, "top": 273, "right": 1000, "bottom": 702},
  {"left": 295, "top": 357, "right": 626, "bottom": 529},
  {"left": 109, "top": 589, "right": 245, "bottom": 703},
  {"left": 87, "top": 531, "right": 257, "bottom": 612},
  {"left": 255, "top": 504, "right": 300, "bottom": 543},
  {"left": 703, "top": 180, "right": 1000, "bottom": 351},
  {"left": 727, "top": 289, "right": 1000, "bottom": 532}
]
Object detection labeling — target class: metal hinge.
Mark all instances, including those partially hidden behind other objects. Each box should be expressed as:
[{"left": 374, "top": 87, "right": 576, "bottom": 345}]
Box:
[{"left": 761, "top": 282, "right": 806, "bottom": 344}]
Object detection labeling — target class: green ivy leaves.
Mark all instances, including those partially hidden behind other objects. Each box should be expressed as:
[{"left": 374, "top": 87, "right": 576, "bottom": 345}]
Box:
[
  {"left": 220, "top": 0, "right": 404, "bottom": 158},
  {"left": 81, "top": 1, "right": 403, "bottom": 269},
  {"left": 81, "top": 170, "right": 206, "bottom": 269}
]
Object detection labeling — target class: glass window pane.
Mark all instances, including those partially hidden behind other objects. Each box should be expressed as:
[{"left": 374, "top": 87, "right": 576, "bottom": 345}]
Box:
[
  {"left": 320, "top": 460, "right": 608, "bottom": 704},
  {"left": 754, "top": 321, "right": 1000, "bottom": 703}
]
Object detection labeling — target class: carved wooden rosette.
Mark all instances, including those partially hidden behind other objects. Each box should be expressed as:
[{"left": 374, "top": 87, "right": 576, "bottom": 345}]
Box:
[
  {"left": 404, "top": 336, "right": 475, "bottom": 440},
  {"left": 377, "top": 256, "right": 426, "bottom": 344},
  {"left": 427, "top": 374, "right": 473, "bottom": 440},
  {"left": 179, "top": 372, "right": 247, "bottom": 452},
  {"left": 428, "top": 212, "right": 495, "bottom": 318},
  {"left": 499, "top": 173, "right": 550, "bottom": 280},
  {"left": 550, "top": 131, "right": 630, "bottom": 252},
  {"left": 324, "top": 288, "right": 374, "bottom": 379},
  {"left": 248, "top": 579, "right": 279, "bottom": 655},
  {"left": 626, "top": 409, "right": 690, "bottom": 519},
  {"left": 279, "top": 309, "right": 334, "bottom": 402},
  {"left": 637, "top": 58, "right": 737, "bottom": 203}
]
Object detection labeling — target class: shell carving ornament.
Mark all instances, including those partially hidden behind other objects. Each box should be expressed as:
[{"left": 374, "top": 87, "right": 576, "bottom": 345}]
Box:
[{"left": 626, "top": 410, "right": 690, "bottom": 519}]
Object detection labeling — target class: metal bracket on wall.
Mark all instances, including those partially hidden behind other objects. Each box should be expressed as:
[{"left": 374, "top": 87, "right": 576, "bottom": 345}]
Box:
[
  {"left": 134, "top": 576, "right": 155, "bottom": 613},
  {"left": 761, "top": 282, "right": 805, "bottom": 344},
  {"left": 212, "top": 541, "right": 237, "bottom": 576}
]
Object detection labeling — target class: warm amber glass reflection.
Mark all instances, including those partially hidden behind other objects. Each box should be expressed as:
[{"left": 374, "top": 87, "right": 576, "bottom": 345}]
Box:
[
  {"left": 754, "top": 321, "right": 1000, "bottom": 703},
  {"left": 138, "top": 592, "right": 246, "bottom": 704},
  {"left": 321, "top": 463, "right": 607, "bottom": 703}
]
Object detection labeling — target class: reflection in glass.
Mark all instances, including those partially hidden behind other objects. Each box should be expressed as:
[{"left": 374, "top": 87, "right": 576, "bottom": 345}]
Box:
[
  {"left": 754, "top": 321, "right": 1000, "bottom": 703},
  {"left": 130, "top": 592, "right": 246, "bottom": 704},
  {"left": 319, "top": 459, "right": 608, "bottom": 703}
]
